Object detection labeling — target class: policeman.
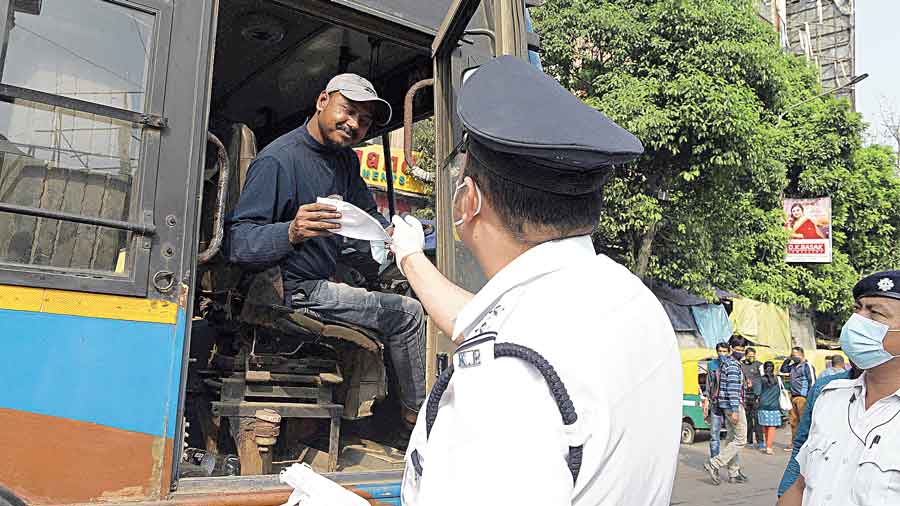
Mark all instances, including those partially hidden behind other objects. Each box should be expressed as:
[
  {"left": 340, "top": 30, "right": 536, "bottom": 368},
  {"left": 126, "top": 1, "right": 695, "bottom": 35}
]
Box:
[
  {"left": 389, "top": 56, "right": 682, "bottom": 505},
  {"left": 778, "top": 270, "right": 900, "bottom": 506}
]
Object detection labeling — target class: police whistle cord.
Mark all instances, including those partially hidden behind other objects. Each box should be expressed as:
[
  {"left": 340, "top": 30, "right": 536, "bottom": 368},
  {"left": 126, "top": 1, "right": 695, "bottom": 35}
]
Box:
[{"left": 425, "top": 342, "right": 583, "bottom": 484}]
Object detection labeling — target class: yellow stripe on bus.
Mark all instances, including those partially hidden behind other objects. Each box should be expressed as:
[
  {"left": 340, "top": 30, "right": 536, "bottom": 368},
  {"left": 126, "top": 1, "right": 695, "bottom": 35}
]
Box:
[{"left": 0, "top": 285, "right": 178, "bottom": 324}]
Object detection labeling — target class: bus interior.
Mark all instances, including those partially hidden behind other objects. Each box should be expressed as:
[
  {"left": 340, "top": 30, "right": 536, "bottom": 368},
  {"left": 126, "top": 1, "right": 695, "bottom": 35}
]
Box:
[{"left": 182, "top": 0, "right": 449, "bottom": 479}]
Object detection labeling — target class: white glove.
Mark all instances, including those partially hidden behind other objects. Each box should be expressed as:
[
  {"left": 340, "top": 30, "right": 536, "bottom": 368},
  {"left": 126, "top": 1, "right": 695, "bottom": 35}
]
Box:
[
  {"left": 389, "top": 214, "right": 424, "bottom": 276},
  {"left": 280, "top": 463, "right": 368, "bottom": 506}
]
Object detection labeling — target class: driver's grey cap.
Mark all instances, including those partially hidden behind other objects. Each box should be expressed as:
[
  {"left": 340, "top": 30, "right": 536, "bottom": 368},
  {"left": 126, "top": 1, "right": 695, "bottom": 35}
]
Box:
[{"left": 326, "top": 73, "right": 393, "bottom": 126}]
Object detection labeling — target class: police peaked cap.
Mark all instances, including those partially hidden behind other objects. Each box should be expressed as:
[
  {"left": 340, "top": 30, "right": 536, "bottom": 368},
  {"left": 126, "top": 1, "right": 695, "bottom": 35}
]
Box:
[
  {"left": 853, "top": 270, "right": 900, "bottom": 302},
  {"left": 456, "top": 55, "right": 644, "bottom": 196}
]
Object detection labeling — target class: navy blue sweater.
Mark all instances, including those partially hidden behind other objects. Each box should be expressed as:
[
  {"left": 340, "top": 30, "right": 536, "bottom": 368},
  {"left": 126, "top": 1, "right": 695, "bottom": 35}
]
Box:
[{"left": 224, "top": 123, "right": 388, "bottom": 297}]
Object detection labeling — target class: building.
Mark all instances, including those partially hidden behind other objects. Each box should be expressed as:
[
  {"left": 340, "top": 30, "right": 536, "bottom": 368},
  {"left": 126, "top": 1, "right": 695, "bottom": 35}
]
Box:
[{"left": 758, "top": 0, "right": 857, "bottom": 108}]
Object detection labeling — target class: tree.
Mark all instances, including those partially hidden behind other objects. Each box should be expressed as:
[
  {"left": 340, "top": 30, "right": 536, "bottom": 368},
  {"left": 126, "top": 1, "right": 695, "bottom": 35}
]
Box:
[
  {"left": 877, "top": 97, "right": 900, "bottom": 170},
  {"left": 533, "top": 0, "right": 900, "bottom": 323},
  {"left": 410, "top": 118, "right": 437, "bottom": 219}
]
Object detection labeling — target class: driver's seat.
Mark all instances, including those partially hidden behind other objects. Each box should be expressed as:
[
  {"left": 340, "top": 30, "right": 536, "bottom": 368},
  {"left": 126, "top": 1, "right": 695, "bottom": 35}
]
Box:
[{"left": 198, "top": 123, "right": 388, "bottom": 474}]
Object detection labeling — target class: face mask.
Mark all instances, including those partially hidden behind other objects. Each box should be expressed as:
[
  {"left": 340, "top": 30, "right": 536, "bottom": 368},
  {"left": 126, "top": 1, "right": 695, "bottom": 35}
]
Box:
[
  {"left": 732, "top": 351, "right": 745, "bottom": 360},
  {"left": 840, "top": 313, "right": 900, "bottom": 370},
  {"left": 316, "top": 197, "right": 390, "bottom": 242},
  {"left": 370, "top": 240, "right": 389, "bottom": 267},
  {"left": 718, "top": 353, "right": 728, "bottom": 361},
  {"left": 451, "top": 179, "right": 482, "bottom": 227}
]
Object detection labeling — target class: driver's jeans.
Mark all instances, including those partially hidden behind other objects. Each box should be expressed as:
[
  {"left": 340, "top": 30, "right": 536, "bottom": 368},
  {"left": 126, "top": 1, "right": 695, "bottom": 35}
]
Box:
[{"left": 292, "top": 279, "right": 426, "bottom": 412}]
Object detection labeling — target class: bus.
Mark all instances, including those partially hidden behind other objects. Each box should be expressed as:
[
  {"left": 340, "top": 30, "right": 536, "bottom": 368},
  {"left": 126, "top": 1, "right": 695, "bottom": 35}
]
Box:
[{"left": 0, "top": 0, "right": 538, "bottom": 504}]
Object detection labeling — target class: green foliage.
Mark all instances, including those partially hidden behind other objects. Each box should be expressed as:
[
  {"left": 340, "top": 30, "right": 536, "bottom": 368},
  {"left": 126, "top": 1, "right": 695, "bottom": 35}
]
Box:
[
  {"left": 412, "top": 117, "right": 436, "bottom": 177},
  {"left": 411, "top": 117, "right": 436, "bottom": 219},
  {"left": 534, "top": 0, "right": 900, "bottom": 324}
]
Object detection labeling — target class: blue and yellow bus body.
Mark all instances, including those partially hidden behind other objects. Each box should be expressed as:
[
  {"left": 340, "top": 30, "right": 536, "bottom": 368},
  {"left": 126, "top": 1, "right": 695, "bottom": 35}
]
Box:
[{"left": 1, "top": 287, "right": 185, "bottom": 503}]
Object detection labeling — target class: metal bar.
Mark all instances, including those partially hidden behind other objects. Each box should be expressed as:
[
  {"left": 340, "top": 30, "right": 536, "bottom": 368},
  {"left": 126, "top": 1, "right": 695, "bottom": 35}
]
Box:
[
  {"left": 197, "top": 132, "right": 230, "bottom": 264},
  {"left": 432, "top": 0, "right": 483, "bottom": 58},
  {"left": 231, "top": 372, "right": 323, "bottom": 384},
  {"left": 0, "top": 202, "right": 155, "bottom": 235},
  {"left": 175, "top": 470, "right": 404, "bottom": 495},
  {"left": 0, "top": 83, "right": 168, "bottom": 129},
  {"left": 381, "top": 133, "right": 396, "bottom": 218},
  {"left": 403, "top": 78, "right": 435, "bottom": 183},
  {"left": 211, "top": 401, "right": 342, "bottom": 418},
  {"left": 243, "top": 384, "right": 320, "bottom": 399},
  {"left": 493, "top": 0, "right": 529, "bottom": 57},
  {"left": 464, "top": 29, "right": 496, "bottom": 54}
]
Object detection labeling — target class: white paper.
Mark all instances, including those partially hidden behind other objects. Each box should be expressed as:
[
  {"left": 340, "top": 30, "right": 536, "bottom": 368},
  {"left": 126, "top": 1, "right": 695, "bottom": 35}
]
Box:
[
  {"left": 317, "top": 197, "right": 390, "bottom": 242},
  {"left": 280, "top": 463, "right": 369, "bottom": 506}
]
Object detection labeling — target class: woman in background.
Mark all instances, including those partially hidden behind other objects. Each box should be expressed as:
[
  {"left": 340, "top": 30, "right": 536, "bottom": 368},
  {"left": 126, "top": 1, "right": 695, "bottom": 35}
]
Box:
[
  {"left": 757, "top": 361, "right": 783, "bottom": 455},
  {"left": 786, "top": 203, "right": 824, "bottom": 240}
]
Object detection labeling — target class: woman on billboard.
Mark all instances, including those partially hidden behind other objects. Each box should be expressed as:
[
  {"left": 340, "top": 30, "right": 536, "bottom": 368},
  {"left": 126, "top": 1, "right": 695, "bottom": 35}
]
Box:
[{"left": 786, "top": 203, "right": 825, "bottom": 240}]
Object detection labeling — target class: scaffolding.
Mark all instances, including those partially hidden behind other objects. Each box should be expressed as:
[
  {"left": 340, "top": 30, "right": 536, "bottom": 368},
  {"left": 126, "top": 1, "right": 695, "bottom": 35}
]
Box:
[{"left": 784, "top": 0, "right": 856, "bottom": 108}]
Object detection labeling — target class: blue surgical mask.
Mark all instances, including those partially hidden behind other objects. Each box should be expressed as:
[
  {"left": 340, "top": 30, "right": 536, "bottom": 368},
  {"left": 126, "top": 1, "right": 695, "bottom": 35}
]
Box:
[
  {"left": 840, "top": 313, "right": 900, "bottom": 370},
  {"left": 732, "top": 351, "right": 745, "bottom": 360},
  {"left": 370, "top": 240, "right": 389, "bottom": 267},
  {"left": 717, "top": 353, "right": 728, "bottom": 361}
]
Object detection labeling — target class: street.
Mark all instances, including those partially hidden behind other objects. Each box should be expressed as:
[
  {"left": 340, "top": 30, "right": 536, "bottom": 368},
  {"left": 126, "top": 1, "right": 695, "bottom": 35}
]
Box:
[{"left": 672, "top": 428, "right": 792, "bottom": 506}]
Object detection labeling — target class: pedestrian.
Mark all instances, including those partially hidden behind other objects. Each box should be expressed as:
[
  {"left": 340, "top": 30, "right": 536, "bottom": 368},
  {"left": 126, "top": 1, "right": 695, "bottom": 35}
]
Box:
[
  {"left": 390, "top": 56, "right": 682, "bottom": 506},
  {"left": 703, "top": 336, "right": 750, "bottom": 485},
  {"left": 820, "top": 354, "right": 846, "bottom": 378},
  {"left": 822, "top": 355, "right": 833, "bottom": 373},
  {"left": 777, "top": 270, "right": 900, "bottom": 505},
  {"left": 741, "top": 346, "right": 764, "bottom": 450},
  {"left": 779, "top": 346, "right": 816, "bottom": 451},
  {"left": 703, "top": 342, "right": 730, "bottom": 459},
  {"left": 756, "top": 361, "right": 782, "bottom": 455}
]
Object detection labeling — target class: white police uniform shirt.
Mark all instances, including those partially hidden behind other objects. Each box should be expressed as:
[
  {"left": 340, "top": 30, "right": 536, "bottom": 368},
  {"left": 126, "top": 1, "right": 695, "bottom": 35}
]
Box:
[
  {"left": 796, "top": 374, "right": 900, "bottom": 505},
  {"left": 401, "top": 236, "right": 682, "bottom": 506}
]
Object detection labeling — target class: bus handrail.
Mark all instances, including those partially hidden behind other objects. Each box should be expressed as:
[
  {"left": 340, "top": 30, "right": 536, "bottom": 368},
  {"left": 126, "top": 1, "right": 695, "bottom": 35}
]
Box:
[
  {"left": 0, "top": 83, "right": 168, "bottom": 129},
  {"left": 403, "top": 78, "right": 435, "bottom": 183},
  {"left": 0, "top": 202, "right": 156, "bottom": 235},
  {"left": 197, "top": 132, "right": 230, "bottom": 264}
]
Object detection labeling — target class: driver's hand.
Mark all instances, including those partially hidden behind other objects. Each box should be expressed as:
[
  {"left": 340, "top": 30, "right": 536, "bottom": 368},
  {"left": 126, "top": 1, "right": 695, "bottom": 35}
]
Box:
[
  {"left": 288, "top": 202, "right": 341, "bottom": 243},
  {"left": 389, "top": 214, "right": 424, "bottom": 275}
]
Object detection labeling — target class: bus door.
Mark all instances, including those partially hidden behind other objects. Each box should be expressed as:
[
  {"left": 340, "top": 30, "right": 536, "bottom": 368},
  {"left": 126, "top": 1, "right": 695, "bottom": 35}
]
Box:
[
  {"left": 0, "top": 0, "right": 215, "bottom": 503},
  {"left": 424, "top": 0, "right": 532, "bottom": 386}
]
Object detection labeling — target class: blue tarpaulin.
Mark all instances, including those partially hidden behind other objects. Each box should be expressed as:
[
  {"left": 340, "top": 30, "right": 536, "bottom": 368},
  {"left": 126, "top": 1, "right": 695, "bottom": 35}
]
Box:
[
  {"left": 660, "top": 300, "right": 699, "bottom": 333},
  {"left": 691, "top": 304, "right": 734, "bottom": 348}
]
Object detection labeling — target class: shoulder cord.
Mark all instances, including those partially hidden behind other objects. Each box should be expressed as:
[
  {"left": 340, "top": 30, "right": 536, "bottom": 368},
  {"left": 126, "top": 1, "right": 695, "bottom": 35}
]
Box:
[
  {"left": 847, "top": 390, "right": 900, "bottom": 446},
  {"left": 424, "top": 342, "right": 583, "bottom": 484}
]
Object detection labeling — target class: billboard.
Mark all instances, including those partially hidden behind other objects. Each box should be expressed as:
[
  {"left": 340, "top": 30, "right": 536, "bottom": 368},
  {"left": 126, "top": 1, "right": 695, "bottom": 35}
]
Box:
[
  {"left": 784, "top": 197, "right": 832, "bottom": 263},
  {"left": 354, "top": 145, "right": 429, "bottom": 196}
]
